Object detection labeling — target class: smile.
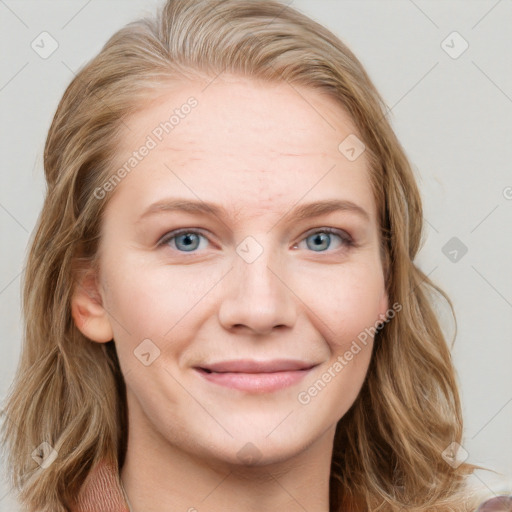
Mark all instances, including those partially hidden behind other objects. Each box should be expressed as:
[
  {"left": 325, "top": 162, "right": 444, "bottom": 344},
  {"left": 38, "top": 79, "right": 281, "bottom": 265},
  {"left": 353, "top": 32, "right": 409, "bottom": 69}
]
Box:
[{"left": 193, "top": 359, "right": 317, "bottom": 393}]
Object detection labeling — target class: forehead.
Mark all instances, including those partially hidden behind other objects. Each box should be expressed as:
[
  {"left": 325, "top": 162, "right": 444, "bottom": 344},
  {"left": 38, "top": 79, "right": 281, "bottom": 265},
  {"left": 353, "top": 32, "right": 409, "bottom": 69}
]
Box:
[{"left": 108, "top": 75, "right": 376, "bottom": 222}]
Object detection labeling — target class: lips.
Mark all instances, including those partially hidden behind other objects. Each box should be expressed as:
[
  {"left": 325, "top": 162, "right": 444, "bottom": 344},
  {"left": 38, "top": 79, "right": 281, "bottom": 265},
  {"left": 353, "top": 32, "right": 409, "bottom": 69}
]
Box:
[
  {"left": 197, "top": 359, "right": 316, "bottom": 373},
  {"left": 193, "top": 359, "right": 317, "bottom": 393}
]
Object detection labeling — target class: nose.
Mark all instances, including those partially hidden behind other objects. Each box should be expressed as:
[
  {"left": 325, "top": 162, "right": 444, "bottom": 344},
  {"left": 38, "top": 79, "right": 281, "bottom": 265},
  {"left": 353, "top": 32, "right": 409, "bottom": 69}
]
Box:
[{"left": 217, "top": 245, "right": 297, "bottom": 336}]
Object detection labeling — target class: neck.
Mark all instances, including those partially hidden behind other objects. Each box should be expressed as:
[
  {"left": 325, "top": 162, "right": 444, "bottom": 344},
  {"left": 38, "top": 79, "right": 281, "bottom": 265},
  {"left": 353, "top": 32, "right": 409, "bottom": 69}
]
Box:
[{"left": 120, "top": 401, "right": 334, "bottom": 512}]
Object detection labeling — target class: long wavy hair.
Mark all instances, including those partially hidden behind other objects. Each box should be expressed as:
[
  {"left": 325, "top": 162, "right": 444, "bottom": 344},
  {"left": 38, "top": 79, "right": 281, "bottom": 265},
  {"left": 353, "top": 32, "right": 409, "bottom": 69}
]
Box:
[{"left": 1, "top": 0, "right": 486, "bottom": 510}]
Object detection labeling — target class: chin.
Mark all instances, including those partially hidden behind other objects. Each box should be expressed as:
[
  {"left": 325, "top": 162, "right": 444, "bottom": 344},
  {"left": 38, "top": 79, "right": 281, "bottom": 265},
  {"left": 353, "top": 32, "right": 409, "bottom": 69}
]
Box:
[{"left": 198, "top": 429, "right": 318, "bottom": 469}]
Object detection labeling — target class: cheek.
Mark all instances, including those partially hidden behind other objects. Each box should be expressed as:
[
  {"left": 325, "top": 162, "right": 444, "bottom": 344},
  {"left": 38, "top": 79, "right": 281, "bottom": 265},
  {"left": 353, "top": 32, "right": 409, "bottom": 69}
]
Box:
[
  {"left": 106, "top": 276, "right": 164, "bottom": 336},
  {"left": 103, "top": 258, "right": 191, "bottom": 330},
  {"left": 101, "top": 261, "right": 219, "bottom": 364},
  {"left": 298, "top": 264, "right": 387, "bottom": 350},
  {"left": 103, "top": 251, "right": 386, "bottom": 363},
  {"left": 295, "top": 268, "right": 385, "bottom": 414}
]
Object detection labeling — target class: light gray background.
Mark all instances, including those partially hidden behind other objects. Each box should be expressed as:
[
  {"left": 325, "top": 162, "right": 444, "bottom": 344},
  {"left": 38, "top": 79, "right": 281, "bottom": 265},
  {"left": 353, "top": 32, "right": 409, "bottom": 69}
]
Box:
[{"left": 1, "top": 0, "right": 511, "bottom": 509}]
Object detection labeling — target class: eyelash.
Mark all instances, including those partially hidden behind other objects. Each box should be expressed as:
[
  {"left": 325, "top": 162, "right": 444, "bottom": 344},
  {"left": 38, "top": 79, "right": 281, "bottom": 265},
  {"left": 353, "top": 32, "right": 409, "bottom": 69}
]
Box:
[{"left": 157, "top": 227, "right": 355, "bottom": 254}]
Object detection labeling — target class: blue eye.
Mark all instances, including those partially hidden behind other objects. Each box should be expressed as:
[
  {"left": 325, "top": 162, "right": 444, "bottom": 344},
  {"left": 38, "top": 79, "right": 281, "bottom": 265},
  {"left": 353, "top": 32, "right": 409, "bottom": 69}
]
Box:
[
  {"left": 160, "top": 230, "right": 209, "bottom": 252},
  {"left": 158, "top": 228, "right": 353, "bottom": 254},
  {"left": 299, "top": 228, "right": 353, "bottom": 252}
]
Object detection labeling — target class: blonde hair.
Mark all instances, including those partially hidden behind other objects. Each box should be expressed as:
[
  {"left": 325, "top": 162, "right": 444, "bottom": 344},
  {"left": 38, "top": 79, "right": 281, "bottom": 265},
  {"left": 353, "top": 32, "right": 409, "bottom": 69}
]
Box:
[{"left": 2, "top": 0, "right": 485, "bottom": 510}]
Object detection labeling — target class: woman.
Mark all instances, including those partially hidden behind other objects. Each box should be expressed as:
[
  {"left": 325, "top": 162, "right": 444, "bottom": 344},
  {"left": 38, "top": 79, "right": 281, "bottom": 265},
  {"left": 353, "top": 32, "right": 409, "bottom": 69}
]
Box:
[{"left": 2, "top": 0, "right": 509, "bottom": 511}]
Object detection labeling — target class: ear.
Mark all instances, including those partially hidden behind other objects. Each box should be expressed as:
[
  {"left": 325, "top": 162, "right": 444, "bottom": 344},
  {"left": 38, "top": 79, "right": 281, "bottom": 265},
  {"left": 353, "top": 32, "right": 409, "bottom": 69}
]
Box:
[{"left": 71, "top": 270, "right": 113, "bottom": 343}]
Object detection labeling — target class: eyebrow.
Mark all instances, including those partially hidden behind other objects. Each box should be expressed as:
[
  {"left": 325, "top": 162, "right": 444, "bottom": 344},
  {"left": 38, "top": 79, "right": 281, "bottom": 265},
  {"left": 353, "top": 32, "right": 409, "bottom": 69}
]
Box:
[{"left": 136, "top": 198, "right": 370, "bottom": 224}]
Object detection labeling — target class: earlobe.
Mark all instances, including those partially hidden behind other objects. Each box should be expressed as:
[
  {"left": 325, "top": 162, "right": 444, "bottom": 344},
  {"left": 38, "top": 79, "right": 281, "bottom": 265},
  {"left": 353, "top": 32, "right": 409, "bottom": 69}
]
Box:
[{"left": 71, "top": 274, "right": 113, "bottom": 343}]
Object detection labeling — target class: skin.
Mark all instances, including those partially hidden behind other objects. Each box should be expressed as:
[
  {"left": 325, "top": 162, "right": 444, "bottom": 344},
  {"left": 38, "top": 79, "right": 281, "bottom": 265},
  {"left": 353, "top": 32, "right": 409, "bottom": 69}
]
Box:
[{"left": 72, "top": 75, "right": 389, "bottom": 512}]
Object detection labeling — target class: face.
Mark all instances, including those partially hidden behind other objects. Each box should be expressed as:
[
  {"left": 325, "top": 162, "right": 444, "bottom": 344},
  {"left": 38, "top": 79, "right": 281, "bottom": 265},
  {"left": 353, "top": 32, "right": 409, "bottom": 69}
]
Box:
[{"left": 88, "top": 75, "right": 388, "bottom": 467}]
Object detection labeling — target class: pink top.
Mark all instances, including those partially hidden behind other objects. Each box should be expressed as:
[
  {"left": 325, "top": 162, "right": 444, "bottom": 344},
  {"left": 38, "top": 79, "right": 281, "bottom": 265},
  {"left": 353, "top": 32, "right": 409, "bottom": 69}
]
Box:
[
  {"left": 476, "top": 496, "right": 512, "bottom": 511},
  {"left": 73, "top": 460, "right": 511, "bottom": 512}
]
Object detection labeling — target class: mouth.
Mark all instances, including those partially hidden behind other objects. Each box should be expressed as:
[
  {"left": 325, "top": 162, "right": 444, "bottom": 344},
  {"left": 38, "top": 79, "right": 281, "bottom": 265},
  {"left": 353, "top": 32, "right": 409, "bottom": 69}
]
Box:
[{"left": 193, "top": 359, "right": 317, "bottom": 393}]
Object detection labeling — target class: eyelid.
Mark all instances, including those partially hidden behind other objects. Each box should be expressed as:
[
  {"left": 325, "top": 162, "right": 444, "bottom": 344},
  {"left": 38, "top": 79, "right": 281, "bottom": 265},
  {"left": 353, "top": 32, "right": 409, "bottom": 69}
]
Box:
[
  {"left": 294, "top": 227, "right": 355, "bottom": 250},
  {"left": 157, "top": 226, "right": 355, "bottom": 251},
  {"left": 300, "top": 226, "right": 353, "bottom": 243},
  {"left": 157, "top": 227, "right": 212, "bottom": 247}
]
